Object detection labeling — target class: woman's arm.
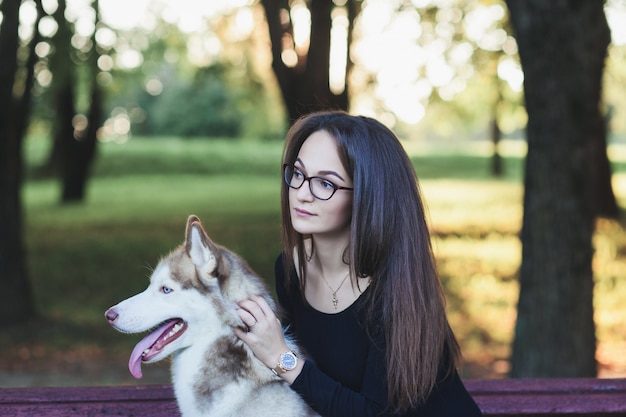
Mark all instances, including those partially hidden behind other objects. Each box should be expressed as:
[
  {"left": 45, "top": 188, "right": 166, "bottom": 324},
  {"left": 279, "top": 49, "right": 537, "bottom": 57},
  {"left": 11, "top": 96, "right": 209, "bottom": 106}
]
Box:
[
  {"left": 272, "top": 255, "right": 388, "bottom": 417},
  {"left": 235, "top": 294, "right": 387, "bottom": 417},
  {"left": 288, "top": 337, "right": 387, "bottom": 417}
]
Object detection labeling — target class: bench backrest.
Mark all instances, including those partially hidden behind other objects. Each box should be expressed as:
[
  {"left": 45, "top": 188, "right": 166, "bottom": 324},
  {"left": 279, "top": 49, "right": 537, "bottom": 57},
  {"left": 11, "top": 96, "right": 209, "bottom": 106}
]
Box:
[{"left": 1, "top": 378, "right": 625, "bottom": 416}]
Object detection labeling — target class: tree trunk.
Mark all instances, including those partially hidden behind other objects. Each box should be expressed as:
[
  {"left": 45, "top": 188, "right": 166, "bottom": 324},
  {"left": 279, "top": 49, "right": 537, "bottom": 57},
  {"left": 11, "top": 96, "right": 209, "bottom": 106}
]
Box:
[
  {"left": 260, "top": 0, "right": 354, "bottom": 123},
  {"left": 490, "top": 80, "right": 503, "bottom": 177},
  {"left": 15, "top": 0, "right": 44, "bottom": 144},
  {"left": 0, "top": 0, "right": 36, "bottom": 324},
  {"left": 46, "top": 0, "right": 99, "bottom": 203},
  {"left": 57, "top": 82, "right": 84, "bottom": 203},
  {"left": 489, "top": 117, "right": 503, "bottom": 177},
  {"left": 507, "top": 0, "right": 609, "bottom": 377},
  {"left": 589, "top": 108, "right": 619, "bottom": 219},
  {"left": 60, "top": 0, "right": 101, "bottom": 202}
]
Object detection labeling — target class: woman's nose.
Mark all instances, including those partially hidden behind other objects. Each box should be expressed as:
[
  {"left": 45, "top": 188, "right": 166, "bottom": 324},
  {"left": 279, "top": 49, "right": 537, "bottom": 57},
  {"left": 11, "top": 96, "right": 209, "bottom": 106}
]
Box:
[{"left": 296, "top": 179, "right": 315, "bottom": 201}]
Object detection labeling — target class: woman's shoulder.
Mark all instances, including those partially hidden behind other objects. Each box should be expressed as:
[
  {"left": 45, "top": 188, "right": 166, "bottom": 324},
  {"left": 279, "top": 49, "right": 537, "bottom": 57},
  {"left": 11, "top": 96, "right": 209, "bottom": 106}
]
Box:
[
  {"left": 274, "top": 253, "right": 300, "bottom": 301},
  {"left": 274, "top": 252, "right": 285, "bottom": 273},
  {"left": 274, "top": 253, "right": 292, "bottom": 284}
]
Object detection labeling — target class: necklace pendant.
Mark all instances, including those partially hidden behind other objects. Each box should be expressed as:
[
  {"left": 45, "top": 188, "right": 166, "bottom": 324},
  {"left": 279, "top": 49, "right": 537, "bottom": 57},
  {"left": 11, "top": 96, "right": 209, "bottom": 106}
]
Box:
[{"left": 321, "top": 272, "right": 350, "bottom": 310}]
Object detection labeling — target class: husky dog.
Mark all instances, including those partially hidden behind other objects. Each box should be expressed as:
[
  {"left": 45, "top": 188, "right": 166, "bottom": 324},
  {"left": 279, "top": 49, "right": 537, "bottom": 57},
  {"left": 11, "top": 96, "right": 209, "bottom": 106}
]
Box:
[{"left": 105, "top": 215, "right": 319, "bottom": 417}]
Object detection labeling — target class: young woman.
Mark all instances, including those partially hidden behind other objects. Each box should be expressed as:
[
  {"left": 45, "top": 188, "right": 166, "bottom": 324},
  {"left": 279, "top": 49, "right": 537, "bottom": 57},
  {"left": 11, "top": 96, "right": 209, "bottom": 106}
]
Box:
[{"left": 235, "top": 111, "right": 482, "bottom": 416}]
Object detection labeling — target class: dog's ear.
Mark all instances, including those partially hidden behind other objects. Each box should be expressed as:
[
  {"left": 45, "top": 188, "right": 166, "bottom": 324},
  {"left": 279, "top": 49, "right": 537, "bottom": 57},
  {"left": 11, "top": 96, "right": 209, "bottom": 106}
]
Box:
[{"left": 185, "top": 215, "right": 220, "bottom": 272}]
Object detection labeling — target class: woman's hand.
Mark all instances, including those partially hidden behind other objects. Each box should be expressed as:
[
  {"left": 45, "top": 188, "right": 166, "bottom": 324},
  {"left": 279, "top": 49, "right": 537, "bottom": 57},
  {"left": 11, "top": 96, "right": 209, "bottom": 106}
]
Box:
[{"left": 234, "top": 295, "right": 303, "bottom": 382}]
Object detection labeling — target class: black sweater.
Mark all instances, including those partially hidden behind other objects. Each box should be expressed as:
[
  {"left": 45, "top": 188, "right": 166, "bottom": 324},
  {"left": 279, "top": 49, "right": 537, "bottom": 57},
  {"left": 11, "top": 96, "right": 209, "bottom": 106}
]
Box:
[{"left": 275, "top": 255, "right": 483, "bottom": 417}]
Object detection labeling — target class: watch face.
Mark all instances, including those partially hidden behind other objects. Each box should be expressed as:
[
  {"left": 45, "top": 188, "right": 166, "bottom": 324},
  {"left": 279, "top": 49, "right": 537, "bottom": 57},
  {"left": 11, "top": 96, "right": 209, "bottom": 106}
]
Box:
[{"left": 280, "top": 352, "right": 297, "bottom": 370}]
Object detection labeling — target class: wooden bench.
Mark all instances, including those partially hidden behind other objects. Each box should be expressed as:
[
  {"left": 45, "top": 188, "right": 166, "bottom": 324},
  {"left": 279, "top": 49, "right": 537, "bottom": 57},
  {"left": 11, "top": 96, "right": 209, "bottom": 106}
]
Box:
[
  {"left": 0, "top": 378, "right": 624, "bottom": 416},
  {"left": 467, "top": 378, "right": 626, "bottom": 416}
]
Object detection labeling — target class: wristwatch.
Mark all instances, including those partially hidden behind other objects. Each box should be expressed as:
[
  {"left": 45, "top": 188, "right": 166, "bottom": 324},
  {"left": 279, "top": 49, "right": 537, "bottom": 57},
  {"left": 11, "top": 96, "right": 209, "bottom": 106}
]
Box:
[{"left": 271, "top": 351, "right": 298, "bottom": 375}]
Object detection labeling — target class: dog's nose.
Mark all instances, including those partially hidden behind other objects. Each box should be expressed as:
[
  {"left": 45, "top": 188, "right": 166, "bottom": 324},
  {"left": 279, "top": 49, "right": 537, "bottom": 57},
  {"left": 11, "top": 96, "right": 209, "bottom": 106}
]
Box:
[{"left": 105, "top": 309, "right": 118, "bottom": 323}]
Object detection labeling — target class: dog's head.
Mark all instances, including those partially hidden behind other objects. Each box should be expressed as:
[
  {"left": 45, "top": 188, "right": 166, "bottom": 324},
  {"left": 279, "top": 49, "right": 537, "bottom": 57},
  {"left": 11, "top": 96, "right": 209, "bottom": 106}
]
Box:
[{"left": 104, "top": 215, "right": 267, "bottom": 378}]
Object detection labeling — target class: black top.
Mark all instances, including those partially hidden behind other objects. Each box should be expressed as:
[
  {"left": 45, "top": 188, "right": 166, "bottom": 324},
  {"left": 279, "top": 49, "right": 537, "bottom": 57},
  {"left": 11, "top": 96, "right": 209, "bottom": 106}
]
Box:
[{"left": 275, "top": 254, "right": 483, "bottom": 417}]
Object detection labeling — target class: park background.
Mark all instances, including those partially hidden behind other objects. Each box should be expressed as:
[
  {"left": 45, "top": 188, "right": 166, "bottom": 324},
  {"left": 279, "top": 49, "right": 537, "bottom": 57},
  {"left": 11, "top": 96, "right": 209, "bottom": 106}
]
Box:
[{"left": 1, "top": 0, "right": 625, "bottom": 386}]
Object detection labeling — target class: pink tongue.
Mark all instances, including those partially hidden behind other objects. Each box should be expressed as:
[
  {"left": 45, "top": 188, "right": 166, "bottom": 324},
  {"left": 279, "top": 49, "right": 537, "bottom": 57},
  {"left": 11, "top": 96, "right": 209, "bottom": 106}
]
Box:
[{"left": 128, "top": 321, "right": 175, "bottom": 379}]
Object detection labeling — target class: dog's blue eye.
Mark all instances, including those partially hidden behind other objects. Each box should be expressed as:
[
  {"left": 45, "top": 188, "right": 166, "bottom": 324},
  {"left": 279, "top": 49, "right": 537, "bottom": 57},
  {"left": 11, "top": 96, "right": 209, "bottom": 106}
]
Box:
[{"left": 161, "top": 286, "right": 173, "bottom": 294}]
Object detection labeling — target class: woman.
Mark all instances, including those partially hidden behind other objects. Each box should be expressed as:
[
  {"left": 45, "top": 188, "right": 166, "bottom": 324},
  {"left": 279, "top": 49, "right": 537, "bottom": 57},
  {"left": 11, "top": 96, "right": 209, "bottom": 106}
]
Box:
[{"left": 235, "top": 111, "right": 482, "bottom": 416}]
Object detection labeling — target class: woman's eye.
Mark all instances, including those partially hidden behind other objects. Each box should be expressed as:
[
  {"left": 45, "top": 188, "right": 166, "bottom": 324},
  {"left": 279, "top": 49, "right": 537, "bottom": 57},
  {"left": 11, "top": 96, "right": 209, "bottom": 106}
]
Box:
[
  {"left": 161, "top": 286, "right": 173, "bottom": 294},
  {"left": 293, "top": 169, "right": 304, "bottom": 179},
  {"left": 321, "top": 179, "right": 335, "bottom": 190}
]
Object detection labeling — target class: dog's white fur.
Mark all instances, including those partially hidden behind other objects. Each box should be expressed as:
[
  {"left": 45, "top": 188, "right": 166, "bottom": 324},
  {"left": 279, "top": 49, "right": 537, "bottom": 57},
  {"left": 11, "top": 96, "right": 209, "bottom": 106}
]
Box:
[{"left": 105, "top": 215, "right": 319, "bottom": 417}]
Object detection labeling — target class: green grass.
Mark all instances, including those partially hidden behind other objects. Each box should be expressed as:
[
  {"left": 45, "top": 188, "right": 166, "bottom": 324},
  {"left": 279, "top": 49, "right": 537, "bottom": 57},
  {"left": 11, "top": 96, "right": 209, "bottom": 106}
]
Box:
[
  {"left": 4, "top": 136, "right": 626, "bottom": 385},
  {"left": 24, "top": 139, "right": 281, "bottom": 324}
]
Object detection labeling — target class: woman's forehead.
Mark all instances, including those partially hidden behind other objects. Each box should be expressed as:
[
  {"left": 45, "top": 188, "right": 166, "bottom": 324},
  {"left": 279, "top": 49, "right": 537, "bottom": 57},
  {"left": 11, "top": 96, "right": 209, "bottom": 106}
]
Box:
[{"left": 296, "top": 131, "right": 348, "bottom": 174}]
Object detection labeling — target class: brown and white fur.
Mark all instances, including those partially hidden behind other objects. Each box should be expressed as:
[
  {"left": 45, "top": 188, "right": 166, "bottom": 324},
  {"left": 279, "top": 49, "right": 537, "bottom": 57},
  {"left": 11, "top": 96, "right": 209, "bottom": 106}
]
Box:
[{"left": 105, "top": 215, "right": 319, "bottom": 417}]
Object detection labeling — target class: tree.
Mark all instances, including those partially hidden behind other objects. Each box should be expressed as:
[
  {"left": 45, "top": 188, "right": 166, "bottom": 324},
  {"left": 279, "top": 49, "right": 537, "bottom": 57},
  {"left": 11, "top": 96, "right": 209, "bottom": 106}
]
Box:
[
  {"left": 589, "top": 106, "right": 619, "bottom": 218},
  {"left": 260, "top": 0, "right": 360, "bottom": 122},
  {"left": 0, "top": 0, "right": 36, "bottom": 323},
  {"left": 47, "top": 0, "right": 101, "bottom": 203},
  {"left": 506, "top": 0, "right": 610, "bottom": 377}
]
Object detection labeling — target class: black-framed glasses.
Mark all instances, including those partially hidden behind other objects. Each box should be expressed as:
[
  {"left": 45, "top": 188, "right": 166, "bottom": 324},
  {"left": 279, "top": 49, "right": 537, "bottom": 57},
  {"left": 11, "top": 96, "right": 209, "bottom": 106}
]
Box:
[{"left": 283, "top": 164, "right": 353, "bottom": 201}]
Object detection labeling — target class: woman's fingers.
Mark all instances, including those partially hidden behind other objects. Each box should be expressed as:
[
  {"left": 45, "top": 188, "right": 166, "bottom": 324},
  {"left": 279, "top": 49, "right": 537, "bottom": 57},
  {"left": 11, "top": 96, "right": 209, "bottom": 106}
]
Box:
[
  {"left": 234, "top": 296, "right": 290, "bottom": 368},
  {"left": 238, "top": 297, "right": 266, "bottom": 319},
  {"left": 236, "top": 306, "right": 258, "bottom": 329},
  {"left": 236, "top": 296, "right": 279, "bottom": 333},
  {"left": 251, "top": 295, "right": 277, "bottom": 318}
]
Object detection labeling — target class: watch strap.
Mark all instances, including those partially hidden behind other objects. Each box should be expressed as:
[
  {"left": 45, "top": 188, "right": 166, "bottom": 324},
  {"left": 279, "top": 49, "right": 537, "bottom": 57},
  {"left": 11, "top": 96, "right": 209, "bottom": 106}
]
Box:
[{"left": 271, "top": 364, "right": 286, "bottom": 376}]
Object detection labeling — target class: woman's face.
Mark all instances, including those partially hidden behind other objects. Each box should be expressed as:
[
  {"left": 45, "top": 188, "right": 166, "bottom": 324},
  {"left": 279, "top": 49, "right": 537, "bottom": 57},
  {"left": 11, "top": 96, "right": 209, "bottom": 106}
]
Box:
[{"left": 288, "top": 130, "right": 353, "bottom": 237}]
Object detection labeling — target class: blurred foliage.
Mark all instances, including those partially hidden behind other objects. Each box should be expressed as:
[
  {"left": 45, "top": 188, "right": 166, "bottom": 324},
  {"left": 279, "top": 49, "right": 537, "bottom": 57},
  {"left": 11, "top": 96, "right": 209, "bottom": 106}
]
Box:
[
  {"left": 108, "top": 11, "right": 286, "bottom": 140},
  {"left": 27, "top": 11, "right": 286, "bottom": 142},
  {"left": 20, "top": 0, "right": 626, "bottom": 144},
  {"left": 136, "top": 68, "right": 243, "bottom": 138}
]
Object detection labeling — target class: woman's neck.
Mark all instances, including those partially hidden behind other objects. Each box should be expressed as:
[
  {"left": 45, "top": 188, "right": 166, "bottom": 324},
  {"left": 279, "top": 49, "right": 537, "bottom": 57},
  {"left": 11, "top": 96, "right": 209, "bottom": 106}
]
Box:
[
  {"left": 302, "top": 232, "right": 371, "bottom": 313},
  {"left": 306, "top": 232, "right": 350, "bottom": 281}
]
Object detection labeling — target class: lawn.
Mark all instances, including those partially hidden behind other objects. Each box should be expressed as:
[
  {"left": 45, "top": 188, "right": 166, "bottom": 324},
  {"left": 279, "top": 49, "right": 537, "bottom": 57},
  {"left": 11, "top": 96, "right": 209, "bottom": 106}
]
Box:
[{"left": 2, "top": 136, "right": 625, "bottom": 387}]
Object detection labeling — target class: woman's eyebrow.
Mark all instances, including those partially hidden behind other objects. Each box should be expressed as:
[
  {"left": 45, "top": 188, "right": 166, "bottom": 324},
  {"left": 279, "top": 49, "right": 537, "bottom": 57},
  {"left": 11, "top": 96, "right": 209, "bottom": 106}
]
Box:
[
  {"left": 319, "top": 170, "right": 346, "bottom": 182},
  {"left": 295, "top": 158, "right": 347, "bottom": 182}
]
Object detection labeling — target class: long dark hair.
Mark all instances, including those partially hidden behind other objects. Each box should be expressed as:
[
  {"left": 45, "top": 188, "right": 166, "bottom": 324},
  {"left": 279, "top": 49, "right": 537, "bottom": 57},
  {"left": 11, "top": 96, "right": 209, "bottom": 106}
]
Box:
[{"left": 280, "top": 111, "right": 461, "bottom": 412}]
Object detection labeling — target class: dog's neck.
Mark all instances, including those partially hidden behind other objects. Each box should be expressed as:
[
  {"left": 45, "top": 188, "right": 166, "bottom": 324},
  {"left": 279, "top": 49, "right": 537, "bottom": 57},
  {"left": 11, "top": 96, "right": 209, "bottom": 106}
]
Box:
[{"left": 171, "top": 329, "right": 275, "bottom": 416}]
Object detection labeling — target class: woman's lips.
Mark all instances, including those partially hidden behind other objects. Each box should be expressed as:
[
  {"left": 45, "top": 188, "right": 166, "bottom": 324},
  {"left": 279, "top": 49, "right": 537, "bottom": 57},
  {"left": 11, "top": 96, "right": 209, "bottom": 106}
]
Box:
[{"left": 294, "top": 207, "right": 314, "bottom": 216}]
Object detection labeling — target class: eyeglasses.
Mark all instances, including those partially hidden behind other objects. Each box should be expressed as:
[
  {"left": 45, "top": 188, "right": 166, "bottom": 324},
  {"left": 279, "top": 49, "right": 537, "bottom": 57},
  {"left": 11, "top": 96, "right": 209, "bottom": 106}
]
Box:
[{"left": 283, "top": 164, "right": 353, "bottom": 201}]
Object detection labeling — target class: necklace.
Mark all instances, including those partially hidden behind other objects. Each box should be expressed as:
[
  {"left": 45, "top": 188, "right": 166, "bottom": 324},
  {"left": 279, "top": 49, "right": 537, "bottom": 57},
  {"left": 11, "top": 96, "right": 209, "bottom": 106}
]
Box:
[{"left": 320, "top": 272, "right": 350, "bottom": 309}]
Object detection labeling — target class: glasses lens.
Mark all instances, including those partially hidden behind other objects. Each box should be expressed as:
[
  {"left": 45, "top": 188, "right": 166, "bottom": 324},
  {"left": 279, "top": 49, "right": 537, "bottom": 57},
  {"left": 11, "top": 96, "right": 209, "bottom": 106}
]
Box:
[
  {"left": 310, "top": 178, "right": 335, "bottom": 200},
  {"left": 283, "top": 165, "right": 337, "bottom": 200},
  {"left": 284, "top": 165, "right": 303, "bottom": 188}
]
